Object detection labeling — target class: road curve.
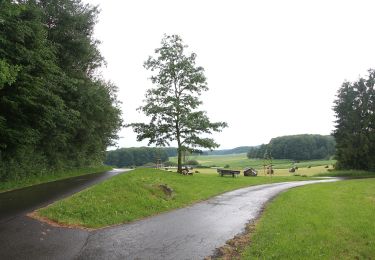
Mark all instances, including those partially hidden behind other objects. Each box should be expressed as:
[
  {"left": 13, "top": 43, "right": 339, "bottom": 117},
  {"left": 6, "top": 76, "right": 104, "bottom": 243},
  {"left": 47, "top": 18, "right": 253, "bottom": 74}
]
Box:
[
  {"left": 78, "top": 178, "right": 340, "bottom": 259},
  {"left": 0, "top": 178, "right": 339, "bottom": 260}
]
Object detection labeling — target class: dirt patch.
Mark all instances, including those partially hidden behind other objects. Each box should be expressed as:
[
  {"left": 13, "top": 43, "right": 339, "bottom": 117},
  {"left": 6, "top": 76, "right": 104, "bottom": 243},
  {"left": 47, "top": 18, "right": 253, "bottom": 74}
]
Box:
[
  {"left": 204, "top": 221, "right": 257, "bottom": 260},
  {"left": 158, "top": 184, "right": 174, "bottom": 197},
  {"left": 27, "top": 211, "right": 93, "bottom": 231}
]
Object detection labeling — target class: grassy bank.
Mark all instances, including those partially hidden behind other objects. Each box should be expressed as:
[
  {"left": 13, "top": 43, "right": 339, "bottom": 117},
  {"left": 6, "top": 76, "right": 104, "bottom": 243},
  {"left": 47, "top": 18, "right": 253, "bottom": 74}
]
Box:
[
  {"left": 169, "top": 153, "right": 335, "bottom": 170},
  {"left": 0, "top": 165, "right": 112, "bottom": 193},
  {"left": 37, "top": 168, "right": 315, "bottom": 228},
  {"left": 241, "top": 178, "right": 375, "bottom": 259},
  {"left": 315, "top": 170, "right": 375, "bottom": 178}
]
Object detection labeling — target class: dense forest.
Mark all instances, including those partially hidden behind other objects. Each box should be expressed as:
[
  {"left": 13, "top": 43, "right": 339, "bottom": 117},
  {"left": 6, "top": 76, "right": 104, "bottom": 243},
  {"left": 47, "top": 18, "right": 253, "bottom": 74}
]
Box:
[
  {"left": 105, "top": 148, "right": 169, "bottom": 168},
  {"left": 333, "top": 70, "right": 375, "bottom": 170},
  {"left": 0, "top": 0, "right": 122, "bottom": 181},
  {"left": 247, "top": 135, "right": 335, "bottom": 160}
]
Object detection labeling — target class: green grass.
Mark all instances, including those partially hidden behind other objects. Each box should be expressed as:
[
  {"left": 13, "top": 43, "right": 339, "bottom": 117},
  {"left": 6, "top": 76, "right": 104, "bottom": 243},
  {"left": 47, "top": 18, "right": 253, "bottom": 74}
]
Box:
[
  {"left": 315, "top": 170, "right": 375, "bottom": 178},
  {"left": 37, "top": 168, "right": 316, "bottom": 228},
  {"left": 171, "top": 165, "right": 333, "bottom": 177},
  {"left": 0, "top": 165, "right": 112, "bottom": 193},
  {"left": 169, "top": 153, "right": 335, "bottom": 170},
  {"left": 242, "top": 178, "right": 375, "bottom": 259}
]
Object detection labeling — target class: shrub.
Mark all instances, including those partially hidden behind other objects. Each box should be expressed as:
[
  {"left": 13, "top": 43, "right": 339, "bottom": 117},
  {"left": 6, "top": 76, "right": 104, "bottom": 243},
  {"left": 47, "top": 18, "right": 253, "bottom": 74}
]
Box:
[
  {"left": 224, "top": 164, "right": 230, "bottom": 168},
  {"left": 186, "top": 160, "right": 199, "bottom": 165},
  {"left": 164, "top": 161, "right": 177, "bottom": 167}
]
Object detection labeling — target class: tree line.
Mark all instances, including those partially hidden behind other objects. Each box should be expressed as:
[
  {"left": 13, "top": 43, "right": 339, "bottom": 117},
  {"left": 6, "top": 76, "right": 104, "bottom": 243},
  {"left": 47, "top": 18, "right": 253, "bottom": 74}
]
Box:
[
  {"left": 202, "top": 146, "right": 252, "bottom": 155},
  {"left": 247, "top": 134, "right": 335, "bottom": 161},
  {"left": 105, "top": 148, "right": 169, "bottom": 168},
  {"left": 333, "top": 70, "right": 375, "bottom": 170},
  {"left": 0, "top": 0, "right": 122, "bottom": 181}
]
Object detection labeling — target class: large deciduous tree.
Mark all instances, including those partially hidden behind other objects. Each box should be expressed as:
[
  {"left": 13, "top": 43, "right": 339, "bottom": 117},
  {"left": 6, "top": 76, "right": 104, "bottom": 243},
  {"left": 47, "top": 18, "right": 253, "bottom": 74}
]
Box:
[
  {"left": 0, "top": 0, "right": 122, "bottom": 181},
  {"left": 333, "top": 69, "right": 375, "bottom": 170},
  {"left": 130, "top": 35, "right": 227, "bottom": 173}
]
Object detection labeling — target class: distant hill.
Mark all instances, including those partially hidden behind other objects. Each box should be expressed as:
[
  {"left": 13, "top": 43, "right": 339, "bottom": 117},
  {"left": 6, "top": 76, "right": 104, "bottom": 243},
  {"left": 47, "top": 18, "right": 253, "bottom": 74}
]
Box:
[
  {"left": 201, "top": 146, "right": 254, "bottom": 155},
  {"left": 132, "top": 146, "right": 256, "bottom": 157}
]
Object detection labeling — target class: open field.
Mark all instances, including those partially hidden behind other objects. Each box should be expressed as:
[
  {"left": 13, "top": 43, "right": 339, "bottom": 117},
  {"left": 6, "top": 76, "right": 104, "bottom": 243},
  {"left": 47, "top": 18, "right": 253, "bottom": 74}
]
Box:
[
  {"left": 0, "top": 165, "right": 112, "bottom": 193},
  {"left": 241, "top": 178, "right": 375, "bottom": 259},
  {"left": 178, "top": 165, "right": 333, "bottom": 177},
  {"left": 37, "top": 168, "right": 317, "bottom": 228},
  {"left": 168, "top": 153, "right": 335, "bottom": 170}
]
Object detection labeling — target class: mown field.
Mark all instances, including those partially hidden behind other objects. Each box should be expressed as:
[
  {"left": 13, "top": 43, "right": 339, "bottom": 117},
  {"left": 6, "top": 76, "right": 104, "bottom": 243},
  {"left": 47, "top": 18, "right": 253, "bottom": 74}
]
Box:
[
  {"left": 168, "top": 153, "right": 335, "bottom": 172},
  {"left": 241, "top": 178, "right": 375, "bottom": 259},
  {"left": 37, "top": 168, "right": 316, "bottom": 228},
  {"left": 175, "top": 165, "right": 333, "bottom": 177}
]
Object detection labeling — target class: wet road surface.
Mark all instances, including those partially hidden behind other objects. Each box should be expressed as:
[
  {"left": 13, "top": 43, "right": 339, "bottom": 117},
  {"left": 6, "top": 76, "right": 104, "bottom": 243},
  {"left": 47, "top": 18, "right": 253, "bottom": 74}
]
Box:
[
  {"left": 0, "top": 168, "right": 130, "bottom": 222},
  {"left": 0, "top": 178, "right": 339, "bottom": 259}
]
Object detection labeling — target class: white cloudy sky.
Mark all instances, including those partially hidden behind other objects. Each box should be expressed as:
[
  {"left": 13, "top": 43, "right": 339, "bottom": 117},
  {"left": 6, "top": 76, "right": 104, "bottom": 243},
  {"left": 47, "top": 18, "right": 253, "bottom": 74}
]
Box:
[{"left": 85, "top": 0, "right": 375, "bottom": 149}]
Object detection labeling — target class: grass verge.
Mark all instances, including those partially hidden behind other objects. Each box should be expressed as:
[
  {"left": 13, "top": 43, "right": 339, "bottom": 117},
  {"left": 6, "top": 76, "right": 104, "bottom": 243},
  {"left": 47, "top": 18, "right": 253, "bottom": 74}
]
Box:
[
  {"left": 240, "top": 178, "right": 375, "bottom": 259},
  {"left": 315, "top": 169, "right": 375, "bottom": 178},
  {"left": 37, "top": 168, "right": 315, "bottom": 229},
  {"left": 0, "top": 165, "right": 112, "bottom": 193}
]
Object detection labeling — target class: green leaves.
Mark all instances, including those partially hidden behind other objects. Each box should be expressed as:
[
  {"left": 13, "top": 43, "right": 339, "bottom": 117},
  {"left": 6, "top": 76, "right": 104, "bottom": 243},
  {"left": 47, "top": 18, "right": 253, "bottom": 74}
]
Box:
[
  {"left": 0, "top": 59, "right": 19, "bottom": 90},
  {"left": 129, "top": 34, "right": 227, "bottom": 172},
  {"left": 0, "top": 1, "right": 122, "bottom": 181},
  {"left": 333, "top": 69, "right": 375, "bottom": 170}
]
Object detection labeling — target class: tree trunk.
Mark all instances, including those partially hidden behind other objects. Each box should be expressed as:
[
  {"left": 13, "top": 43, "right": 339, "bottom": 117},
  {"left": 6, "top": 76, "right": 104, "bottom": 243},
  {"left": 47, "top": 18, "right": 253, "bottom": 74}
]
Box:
[{"left": 177, "top": 147, "right": 182, "bottom": 174}]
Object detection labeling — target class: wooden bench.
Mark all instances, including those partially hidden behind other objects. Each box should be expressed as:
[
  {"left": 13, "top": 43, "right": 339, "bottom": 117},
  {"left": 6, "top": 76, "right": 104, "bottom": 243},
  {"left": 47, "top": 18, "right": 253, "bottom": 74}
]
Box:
[{"left": 217, "top": 169, "right": 240, "bottom": 178}]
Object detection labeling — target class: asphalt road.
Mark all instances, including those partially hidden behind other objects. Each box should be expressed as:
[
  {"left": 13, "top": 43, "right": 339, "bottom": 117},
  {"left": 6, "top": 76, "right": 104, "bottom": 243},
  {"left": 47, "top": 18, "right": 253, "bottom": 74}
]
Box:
[{"left": 0, "top": 177, "right": 339, "bottom": 260}]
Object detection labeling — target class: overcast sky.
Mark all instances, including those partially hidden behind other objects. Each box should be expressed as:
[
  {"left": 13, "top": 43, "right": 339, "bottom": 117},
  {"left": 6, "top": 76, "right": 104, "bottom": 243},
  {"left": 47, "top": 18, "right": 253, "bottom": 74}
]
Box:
[{"left": 85, "top": 0, "right": 375, "bottom": 149}]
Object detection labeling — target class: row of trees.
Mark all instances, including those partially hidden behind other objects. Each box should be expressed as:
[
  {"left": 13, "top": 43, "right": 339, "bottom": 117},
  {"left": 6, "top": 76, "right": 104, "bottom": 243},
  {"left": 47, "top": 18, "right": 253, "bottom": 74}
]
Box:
[
  {"left": 333, "top": 70, "right": 375, "bottom": 170},
  {"left": 0, "top": 0, "right": 122, "bottom": 181},
  {"left": 105, "top": 148, "right": 169, "bottom": 168},
  {"left": 247, "top": 134, "right": 335, "bottom": 160},
  {"left": 202, "top": 146, "right": 251, "bottom": 155}
]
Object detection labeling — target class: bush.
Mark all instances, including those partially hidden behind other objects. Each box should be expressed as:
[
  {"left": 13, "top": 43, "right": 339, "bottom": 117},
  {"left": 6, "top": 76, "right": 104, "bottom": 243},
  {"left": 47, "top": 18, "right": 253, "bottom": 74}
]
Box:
[
  {"left": 224, "top": 164, "right": 230, "bottom": 168},
  {"left": 186, "top": 160, "right": 199, "bottom": 165},
  {"left": 164, "top": 161, "right": 177, "bottom": 167},
  {"left": 142, "top": 162, "right": 156, "bottom": 167}
]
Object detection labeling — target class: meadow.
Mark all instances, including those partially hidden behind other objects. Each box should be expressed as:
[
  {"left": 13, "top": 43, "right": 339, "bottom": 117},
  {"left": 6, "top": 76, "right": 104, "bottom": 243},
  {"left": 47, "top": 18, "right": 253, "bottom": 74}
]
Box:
[
  {"left": 181, "top": 165, "right": 333, "bottom": 177},
  {"left": 168, "top": 153, "right": 335, "bottom": 173}
]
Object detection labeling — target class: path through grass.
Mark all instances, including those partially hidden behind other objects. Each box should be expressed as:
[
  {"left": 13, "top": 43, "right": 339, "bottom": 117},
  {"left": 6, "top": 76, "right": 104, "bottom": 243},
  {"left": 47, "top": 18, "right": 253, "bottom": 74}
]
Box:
[{"left": 37, "top": 168, "right": 315, "bottom": 228}]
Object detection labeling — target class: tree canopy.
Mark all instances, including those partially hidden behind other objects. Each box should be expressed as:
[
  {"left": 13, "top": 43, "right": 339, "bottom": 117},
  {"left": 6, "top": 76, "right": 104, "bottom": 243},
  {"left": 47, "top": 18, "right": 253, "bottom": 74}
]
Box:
[
  {"left": 105, "top": 147, "right": 169, "bottom": 168},
  {"left": 247, "top": 134, "right": 335, "bottom": 161},
  {"left": 0, "top": 0, "right": 122, "bottom": 181},
  {"left": 129, "top": 35, "right": 227, "bottom": 173},
  {"left": 333, "top": 70, "right": 375, "bottom": 170}
]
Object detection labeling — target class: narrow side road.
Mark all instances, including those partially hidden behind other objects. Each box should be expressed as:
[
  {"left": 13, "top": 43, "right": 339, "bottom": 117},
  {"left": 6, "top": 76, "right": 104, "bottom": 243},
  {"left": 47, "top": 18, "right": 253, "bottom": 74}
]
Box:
[
  {"left": 0, "top": 177, "right": 339, "bottom": 260},
  {"left": 0, "top": 168, "right": 130, "bottom": 223}
]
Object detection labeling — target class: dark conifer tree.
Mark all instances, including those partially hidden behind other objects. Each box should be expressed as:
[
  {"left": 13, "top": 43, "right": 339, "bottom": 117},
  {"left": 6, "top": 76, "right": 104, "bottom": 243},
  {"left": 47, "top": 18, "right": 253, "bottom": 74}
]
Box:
[{"left": 333, "top": 70, "right": 375, "bottom": 170}]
